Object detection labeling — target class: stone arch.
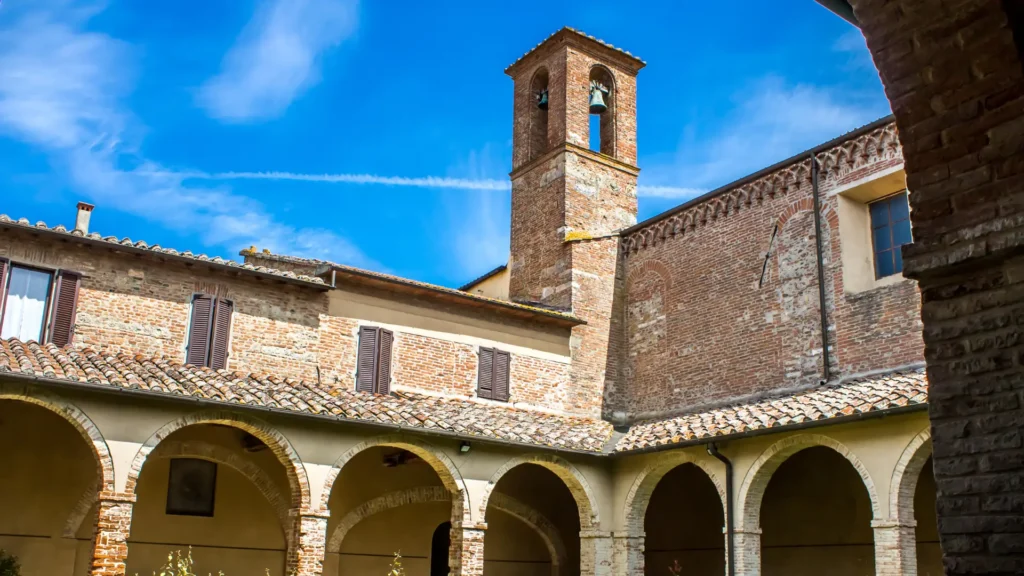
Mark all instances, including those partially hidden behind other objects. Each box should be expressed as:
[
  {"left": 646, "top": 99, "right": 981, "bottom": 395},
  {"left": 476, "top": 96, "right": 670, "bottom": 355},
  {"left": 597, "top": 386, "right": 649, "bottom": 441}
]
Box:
[
  {"left": 0, "top": 384, "right": 115, "bottom": 492},
  {"left": 125, "top": 410, "right": 311, "bottom": 512},
  {"left": 488, "top": 492, "right": 568, "bottom": 576},
  {"left": 481, "top": 453, "right": 600, "bottom": 530},
  {"left": 622, "top": 452, "right": 726, "bottom": 536},
  {"left": 64, "top": 440, "right": 291, "bottom": 537},
  {"left": 736, "top": 433, "right": 882, "bottom": 532},
  {"left": 890, "top": 428, "right": 933, "bottom": 524},
  {"left": 320, "top": 434, "right": 468, "bottom": 519}
]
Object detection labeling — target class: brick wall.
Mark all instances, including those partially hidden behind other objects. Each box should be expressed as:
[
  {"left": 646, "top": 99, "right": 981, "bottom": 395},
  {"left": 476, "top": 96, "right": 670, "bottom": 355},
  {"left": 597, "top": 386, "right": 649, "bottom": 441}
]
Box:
[
  {"left": 847, "top": 1, "right": 1024, "bottom": 573},
  {"left": 620, "top": 123, "right": 925, "bottom": 418}
]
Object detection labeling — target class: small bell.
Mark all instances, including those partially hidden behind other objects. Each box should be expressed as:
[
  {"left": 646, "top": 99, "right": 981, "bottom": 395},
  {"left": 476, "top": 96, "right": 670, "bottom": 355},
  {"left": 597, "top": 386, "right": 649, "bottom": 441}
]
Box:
[
  {"left": 536, "top": 89, "right": 549, "bottom": 110},
  {"left": 589, "top": 81, "right": 609, "bottom": 114}
]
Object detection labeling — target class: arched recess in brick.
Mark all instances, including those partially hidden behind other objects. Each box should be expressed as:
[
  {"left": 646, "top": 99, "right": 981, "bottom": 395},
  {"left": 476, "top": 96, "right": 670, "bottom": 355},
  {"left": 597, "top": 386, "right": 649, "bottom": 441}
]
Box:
[
  {"left": 124, "top": 410, "right": 311, "bottom": 512},
  {"left": 736, "top": 433, "right": 882, "bottom": 532},
  {"left": 480, "top": 453, "right": 600, "bottom": 530},
  {"left": 64, "top": 439, "right": 291, "bottom": 537},
  {"left": 890, "top": 428, "right": 933, "bottom": 524},
  {"left": 621, "top": 452, "right": 726, "bottom": 536},
  {"left": 0, "top": 384, "right": 115, "bottom": 492},
  {"left": 320, "top": 434, "right": 469, "bottom": 520}
]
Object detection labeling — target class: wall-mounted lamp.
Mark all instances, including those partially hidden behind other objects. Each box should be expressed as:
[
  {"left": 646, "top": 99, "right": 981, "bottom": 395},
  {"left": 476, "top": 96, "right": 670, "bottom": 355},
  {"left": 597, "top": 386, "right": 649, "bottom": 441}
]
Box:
[{"left": 460, "top": 441, "right": 472, "bottom": 454}]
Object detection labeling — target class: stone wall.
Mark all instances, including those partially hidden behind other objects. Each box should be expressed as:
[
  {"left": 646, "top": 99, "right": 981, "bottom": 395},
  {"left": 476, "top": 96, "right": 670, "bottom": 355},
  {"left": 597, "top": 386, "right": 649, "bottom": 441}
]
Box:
[{"left": 620, "top": 123, "right": 925, "bottom": 418}]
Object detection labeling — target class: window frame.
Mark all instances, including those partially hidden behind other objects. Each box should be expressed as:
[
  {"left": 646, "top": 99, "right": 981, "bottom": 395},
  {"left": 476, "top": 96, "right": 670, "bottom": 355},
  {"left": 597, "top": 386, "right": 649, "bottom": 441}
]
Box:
[
  {"left": 477, "top": 346, "right": 511, "bottom": 402},
  {"left": 165, "top": 457, "right": 218, "bottom": 517},
  {"left": 185, "top": 293, "right": 234, "bottom": 370},
  {"left": 868, "top": 191, "right": 912, "bottom": 280},
  {"left": 0, "top": 260, "right": 56, "bottom": 343},
  {"left": 356, "top": 325, "right": 393, "bottom": 395}
]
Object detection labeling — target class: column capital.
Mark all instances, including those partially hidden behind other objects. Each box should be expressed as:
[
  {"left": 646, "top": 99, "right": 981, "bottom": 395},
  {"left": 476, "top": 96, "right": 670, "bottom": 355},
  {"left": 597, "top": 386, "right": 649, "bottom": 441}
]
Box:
[
  {"left": 579, "top": 529, "right": 614, "bottom": 539},
  {"left": 97, "top": 491, "right": 137, "bottom": 503},
  {"left": 871, "top": 519, "right": 917, "bottom": 529},
  {"left": 290, "top": 508, "right": 331, "bottom": 520}
]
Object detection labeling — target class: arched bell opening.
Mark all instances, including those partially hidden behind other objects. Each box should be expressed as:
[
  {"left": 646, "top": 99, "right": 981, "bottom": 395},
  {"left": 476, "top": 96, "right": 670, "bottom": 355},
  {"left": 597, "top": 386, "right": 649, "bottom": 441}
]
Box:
[
  {"left": 643, "top": 463, "right": 725, "bottom": 576},
  {"left": 588, "top": 66, "right": 615, "bottom": 157},
  {"left": 530, "top": 67, "right": 550, "bottom": 162}
]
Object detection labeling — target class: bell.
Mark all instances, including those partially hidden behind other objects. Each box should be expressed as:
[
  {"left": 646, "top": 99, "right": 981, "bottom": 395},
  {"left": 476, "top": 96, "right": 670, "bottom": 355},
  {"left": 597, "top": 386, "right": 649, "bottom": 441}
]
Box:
[
  {"left": 589, "top": 81, "right": 608, "bottom": 114},
  {"left": 536, "top": 89, "right": 549, "bottom": 110}
]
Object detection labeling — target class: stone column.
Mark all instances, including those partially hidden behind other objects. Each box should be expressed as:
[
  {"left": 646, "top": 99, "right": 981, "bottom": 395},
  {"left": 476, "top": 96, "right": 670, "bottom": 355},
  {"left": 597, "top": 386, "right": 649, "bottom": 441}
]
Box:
[
  {"left": 579, "top": 530, "right": 614, "bottom": 576},
  {"left": 449, "top": 522, "right": 486, "bottom": 576},
  {"left": 611, "top": 531, "right": 645, "bottom": 576},
  {"left": 90, "top": 491, "right": 135, "bottom": 576},
  {"left": 872, "top": 520, "right": 917, "bottom": 576},
  {"left": 732, "top": 528, "right": 761, "bottom": 576},
  {"left": 286, "top": 510, "right": 329, "bottom": 576}
]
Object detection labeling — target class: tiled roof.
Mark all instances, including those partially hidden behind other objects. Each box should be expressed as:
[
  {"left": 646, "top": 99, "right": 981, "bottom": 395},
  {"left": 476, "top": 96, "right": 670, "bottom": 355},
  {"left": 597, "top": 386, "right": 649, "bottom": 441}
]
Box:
[
  {"left": 0, "top": 215, "right": 326, "bottom": 287},
  {"left": 615, "top": 368, "right": 928, "bottom": 452},
  {"left": 505, "top": 27, "right": 646, "bottom": 72},
  {"left": 0, "top": 339, "right": 612, "bottom": 453}
]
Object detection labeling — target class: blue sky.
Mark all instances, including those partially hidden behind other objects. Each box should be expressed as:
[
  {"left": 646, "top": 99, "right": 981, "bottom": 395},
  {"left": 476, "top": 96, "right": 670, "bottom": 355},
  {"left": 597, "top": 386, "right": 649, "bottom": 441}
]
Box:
[{"left": 0, "top": 0, "right": 891, "bottom": 287}]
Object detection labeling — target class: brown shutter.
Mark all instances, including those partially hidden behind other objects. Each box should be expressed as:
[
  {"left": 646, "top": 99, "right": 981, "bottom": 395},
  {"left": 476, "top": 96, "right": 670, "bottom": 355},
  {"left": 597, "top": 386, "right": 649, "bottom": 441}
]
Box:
[
  {"left": 209, "top": 298, "right": 233, "bottom": 371},
  {"left": 0, "top": 258, "right": 8, "bottom": 317},
  {"left": 477, "top": 347, "right": 494, "bottom": 399},
  {"left": 376, "top": 328, "right": 393, "bottom": 395},
  {"left": 356, "top": 326, "right": 378, "bottom": 393},
  {"left": 48, "top": 271, "right": 81, "bottom": 347},
  {"left": 493, "top": 350, "right": 511, "bottom": 402},
  {"left": 186, "top": 294, "right": 215, "bottom": 367}
]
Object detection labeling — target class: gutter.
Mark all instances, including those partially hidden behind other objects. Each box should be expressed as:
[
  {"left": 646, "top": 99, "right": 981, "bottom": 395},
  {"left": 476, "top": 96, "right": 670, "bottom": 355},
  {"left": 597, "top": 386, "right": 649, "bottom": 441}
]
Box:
[
  {"left": 811, "top": 154, "right": 832, "bottom": 383},
  {"left": 706, "top": 443, "right": 734, "bottom": 576},
  {"left": 0, "top": 371, "right": 605, "bottom": 458}
]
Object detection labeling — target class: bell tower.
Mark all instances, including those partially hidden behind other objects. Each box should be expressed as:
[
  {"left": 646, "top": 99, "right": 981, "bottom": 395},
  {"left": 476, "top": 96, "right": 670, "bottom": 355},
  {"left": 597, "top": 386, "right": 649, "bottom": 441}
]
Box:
[{"left": 505, "top": 28, "right": 644, "bottom": 417}]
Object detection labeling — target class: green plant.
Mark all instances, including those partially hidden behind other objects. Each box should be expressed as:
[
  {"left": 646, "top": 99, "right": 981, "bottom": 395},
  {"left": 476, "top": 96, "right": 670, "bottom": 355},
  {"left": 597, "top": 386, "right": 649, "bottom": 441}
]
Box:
[
  {"left": 135, "top": 548, "right": 223, "bottom": 576},
  {"left": 387, "top": 551, "right": 406, "bottom": 576},
  {"left": 0, "top": 550, "right": 20, "bottom": 576},
  {"left": 667, "top": 559, "right": 682, "bottom": 576}
]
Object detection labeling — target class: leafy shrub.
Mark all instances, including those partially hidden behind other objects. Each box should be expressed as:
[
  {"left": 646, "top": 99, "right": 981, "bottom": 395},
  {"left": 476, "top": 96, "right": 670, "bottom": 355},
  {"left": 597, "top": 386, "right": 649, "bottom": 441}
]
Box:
[
  {"left": 387, "top": 552, "right": 406, "bottom": 576},
  {"left": 0, "top": 550, "right": 20, "bottom": 576}
]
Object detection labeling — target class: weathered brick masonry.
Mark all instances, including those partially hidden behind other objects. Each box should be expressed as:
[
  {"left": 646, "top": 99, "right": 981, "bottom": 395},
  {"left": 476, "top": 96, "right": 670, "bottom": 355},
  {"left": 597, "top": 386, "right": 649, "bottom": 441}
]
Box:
[{"left": 620, "top": 122, "right": 925, "bottom": 418}]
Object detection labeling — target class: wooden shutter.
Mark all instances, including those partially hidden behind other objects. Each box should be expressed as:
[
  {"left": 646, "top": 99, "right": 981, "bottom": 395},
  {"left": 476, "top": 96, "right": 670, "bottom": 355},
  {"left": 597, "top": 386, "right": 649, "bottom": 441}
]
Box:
[
  {"left": 477, "top": 347, "right": 494, "bottom": 399},
  {"left": 209, "top": 298, "right": 233, "bottom": 371},
  {"left": 186, "top": 294, "right": 215, "bottom": 367},
  {"left": 493, "top": 349, "right": 511, "bottom": 402},
  {"left": 0, "top": 258, "right": 8, "bottom": 318},
  {"left": 356, "top": 326, "right": 378, "bottom": 393},
  {"left": 47, "top": 271, "right": 81, "bottom": 347},
  {"left": 376, "top": 328, "right": 393, "bottom": 395}
]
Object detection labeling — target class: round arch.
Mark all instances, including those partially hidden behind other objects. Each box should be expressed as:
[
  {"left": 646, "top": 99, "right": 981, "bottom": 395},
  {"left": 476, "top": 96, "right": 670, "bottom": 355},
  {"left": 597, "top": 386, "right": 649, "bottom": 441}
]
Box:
[
  {"left": 736, "top": 433, "right": 882, "bottom": 531},
  {"left": 481, "top": 453, "right": 600, "bottom": 530},
  {"left": 622, "top": 452, "right": 726, "bottom": 536},
  {"left": 124, "top": 410, "right": 311, "bottom": 511},
  {"left": 0, "top": 385, "right": 115, "bottom": 492},
  {"left": 890, "top": 428, "right": 932, "bottom": 524}
]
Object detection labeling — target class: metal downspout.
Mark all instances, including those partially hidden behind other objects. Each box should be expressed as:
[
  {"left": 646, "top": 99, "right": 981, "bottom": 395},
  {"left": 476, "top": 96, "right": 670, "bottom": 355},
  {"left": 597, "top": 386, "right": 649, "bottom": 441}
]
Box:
[
  {"left": 707, "top": 442, "right": 734, "bottom": 576},
  {"left": 810, "top": 154, "right": 832, "bottom": 383}
]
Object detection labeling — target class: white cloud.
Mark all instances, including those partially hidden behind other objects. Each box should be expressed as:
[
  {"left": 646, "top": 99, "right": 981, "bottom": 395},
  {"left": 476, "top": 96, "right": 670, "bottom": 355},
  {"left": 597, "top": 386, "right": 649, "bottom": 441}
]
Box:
[
  {"left": 642, "top": 75, "right": 889, "bottom": 193},
  {"left": 149, "top": 169, "right": 511, "bottom": 191},
  {"left": 197, "top": 0, "right": 358, "bottom": 123},
  {"left": 0, "top": 4, "right": 375, "bottom": 268}
]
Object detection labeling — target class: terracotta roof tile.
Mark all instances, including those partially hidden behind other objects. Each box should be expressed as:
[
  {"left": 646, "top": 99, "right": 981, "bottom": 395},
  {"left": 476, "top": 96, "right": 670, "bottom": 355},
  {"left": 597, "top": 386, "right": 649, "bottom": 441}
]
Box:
[
  {"left": 0, "top": 339, "right": 612, "bottom": 453},
  {"left": 0, "top": 214, "right": 325, "bottom": 286},
  {"left": 505, "top": 27, "right": 646, "bottom": 72},
  {"left": 615, "top": 368, "right": 928, "bottom": 452}
]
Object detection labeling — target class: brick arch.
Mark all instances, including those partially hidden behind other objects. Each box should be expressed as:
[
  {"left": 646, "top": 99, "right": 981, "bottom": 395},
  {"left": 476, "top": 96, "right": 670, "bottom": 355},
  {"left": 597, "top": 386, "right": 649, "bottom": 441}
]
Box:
[
  {"left": 480, "top": 454, "right": 600, "bottom": 530},
  {"left": 621, "top": 453, "right": 726, "bottom": 536},
  {"left": 736, "top": 433, "right": 882, "bottom": 532},
  {"left": 125, "top": 410, "right": 311, "bottom": 512},
  {"left": 64, "top": 440, "right": 291, "bottom": 537},
  {"left": 488, "top": 493, "right": 567, "bottom": 576},
  {"left": 320, "top": 434, "right": 469, "bottom": 519},
  {"left": 890, "top": 428, "right": 932, "bottom": 524},
  {"left": 0, "top": 385, "right": 115, "bottom": 492}
]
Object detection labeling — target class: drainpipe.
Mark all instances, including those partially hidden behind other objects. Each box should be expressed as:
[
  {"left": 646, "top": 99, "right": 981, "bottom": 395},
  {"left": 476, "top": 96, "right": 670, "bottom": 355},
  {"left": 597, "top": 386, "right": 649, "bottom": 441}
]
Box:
[
  {"left": 706, "top": 442, "right": 734, "bottom": 576},
  {"left": 810, "top": 154, "right": 832, "bottom": 384}
]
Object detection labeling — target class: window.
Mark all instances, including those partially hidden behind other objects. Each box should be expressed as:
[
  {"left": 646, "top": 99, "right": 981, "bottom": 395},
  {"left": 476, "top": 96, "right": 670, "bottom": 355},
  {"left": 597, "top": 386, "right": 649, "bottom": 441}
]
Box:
[
  {"left": 166, "top": 458, "right": 217, "bottom": 517},
  {"left": 186, "top": 294, "right": 233, "bottom": 370},
  {"left": 477, "top": 347, "right": 510, "bottom": 402},
  {"left": 0, "top": 260, "right": 80, "bottom": 345},
  {"left": 356, "top": 326, "right": 393, "bottom": 395},
  {"left": 869, "top": 192, "right": 912, "bottom": 278}
]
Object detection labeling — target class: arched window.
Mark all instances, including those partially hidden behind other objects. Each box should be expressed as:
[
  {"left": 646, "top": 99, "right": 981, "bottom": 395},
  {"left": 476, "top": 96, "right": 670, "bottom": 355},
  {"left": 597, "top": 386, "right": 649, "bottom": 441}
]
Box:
[
  {"left": 430, "top": 521, "right": 452, "bottom": 576},
  {"left": 529, "top": 67, "right": 550, "bottom": 161},
  {"left": 589, "top": 66, "right": 616, "bottom": 157}
]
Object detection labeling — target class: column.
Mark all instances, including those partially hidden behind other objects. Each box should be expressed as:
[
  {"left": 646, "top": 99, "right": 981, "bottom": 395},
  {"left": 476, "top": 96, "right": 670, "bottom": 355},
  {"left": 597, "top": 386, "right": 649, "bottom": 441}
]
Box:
[
  {"left": 611, "top": 531, "right": 645, "bottom": 576},
  {"left": 286, "top": 509, "right": 329, "bottom": 576},
  {"left": 873, "top": 520, "right": 917, "bottom": 576},
  {"left": 90, "top": 491, "right": 135, "bottom": 576},
  {"left": 449, "top": 521, "right": 486, "bottom": 576},
  {"left": 732, "top": 528, "right": 761, "bottom": 576},
  {"left": 579, "top": 530, "right": 614, "bottom": 576}
]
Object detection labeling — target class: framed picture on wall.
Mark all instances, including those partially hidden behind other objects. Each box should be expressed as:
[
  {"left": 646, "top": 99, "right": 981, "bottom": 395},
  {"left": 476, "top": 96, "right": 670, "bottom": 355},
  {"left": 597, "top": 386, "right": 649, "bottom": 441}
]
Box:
[{"left": 166, "top": 458, "right": 217, "bottom": 517}]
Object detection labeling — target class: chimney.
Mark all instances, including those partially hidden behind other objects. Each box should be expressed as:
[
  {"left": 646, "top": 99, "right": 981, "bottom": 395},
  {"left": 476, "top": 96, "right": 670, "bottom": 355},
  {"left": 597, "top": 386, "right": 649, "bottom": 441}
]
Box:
[{"left": 74, "top": 202, "right": 95, "bottom": 234}]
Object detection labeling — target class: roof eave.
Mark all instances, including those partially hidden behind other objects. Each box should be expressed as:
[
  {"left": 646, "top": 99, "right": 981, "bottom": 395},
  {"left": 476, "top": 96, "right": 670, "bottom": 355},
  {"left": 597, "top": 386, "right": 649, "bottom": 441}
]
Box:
[{"left": 815, "top": 0, "right": 859, "bottom": 26}]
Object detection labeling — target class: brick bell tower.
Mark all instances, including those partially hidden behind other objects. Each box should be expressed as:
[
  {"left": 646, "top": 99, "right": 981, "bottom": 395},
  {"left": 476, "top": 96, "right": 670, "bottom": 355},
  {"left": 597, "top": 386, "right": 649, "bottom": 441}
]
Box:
[{"left": 505, "top": 28, "right": 644, "bottom": 418}]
